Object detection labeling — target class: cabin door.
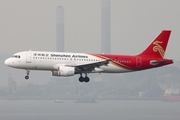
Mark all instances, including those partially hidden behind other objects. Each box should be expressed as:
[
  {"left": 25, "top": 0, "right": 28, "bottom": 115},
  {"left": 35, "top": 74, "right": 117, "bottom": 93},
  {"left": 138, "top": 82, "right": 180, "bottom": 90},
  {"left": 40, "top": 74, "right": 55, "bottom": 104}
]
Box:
[{"left": 26, "top": 52, "right": 32, "bottom": 63}]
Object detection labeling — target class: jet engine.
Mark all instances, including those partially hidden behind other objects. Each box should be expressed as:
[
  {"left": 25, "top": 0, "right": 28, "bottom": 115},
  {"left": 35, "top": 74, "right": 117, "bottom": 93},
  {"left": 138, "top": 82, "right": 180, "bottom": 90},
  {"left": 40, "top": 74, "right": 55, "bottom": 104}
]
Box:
[{"left": 52, "top": 66, "right": 75, "bottom": 77}]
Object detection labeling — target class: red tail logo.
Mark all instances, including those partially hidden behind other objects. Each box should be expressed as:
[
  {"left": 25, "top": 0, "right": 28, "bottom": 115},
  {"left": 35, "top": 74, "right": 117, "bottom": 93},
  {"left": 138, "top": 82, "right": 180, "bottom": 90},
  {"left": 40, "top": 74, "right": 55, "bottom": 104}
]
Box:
[{"left": 153, "top": 41, "right": 164, "bottom": 57}]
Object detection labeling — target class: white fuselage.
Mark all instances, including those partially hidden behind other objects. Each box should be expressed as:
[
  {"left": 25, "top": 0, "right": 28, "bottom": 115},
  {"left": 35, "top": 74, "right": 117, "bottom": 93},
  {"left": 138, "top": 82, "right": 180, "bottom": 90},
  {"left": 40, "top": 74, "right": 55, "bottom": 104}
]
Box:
[
  {"left": 5, "top": 51, "right": 132, "bottom": 74},
  {"left": 4, "top": 30, "right": 173, "bottom": 82}
]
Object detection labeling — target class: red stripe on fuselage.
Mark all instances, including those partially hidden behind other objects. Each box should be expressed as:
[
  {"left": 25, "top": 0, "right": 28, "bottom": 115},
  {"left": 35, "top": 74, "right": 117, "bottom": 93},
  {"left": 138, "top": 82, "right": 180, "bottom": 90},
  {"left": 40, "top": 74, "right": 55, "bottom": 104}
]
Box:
[
  {"left": 90, "top": 54, "right": 137, "bottom": 71},
  {"left": 90, "top": 54, "right": 173, "bottom": 71}
]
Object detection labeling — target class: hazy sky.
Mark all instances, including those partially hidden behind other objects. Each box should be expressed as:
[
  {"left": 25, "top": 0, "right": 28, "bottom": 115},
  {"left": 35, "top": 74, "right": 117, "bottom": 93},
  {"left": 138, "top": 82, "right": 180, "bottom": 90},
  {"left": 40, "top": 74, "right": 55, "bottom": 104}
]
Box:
[{"left": 1, "top": 0, "right": 180, "bottom": 60}]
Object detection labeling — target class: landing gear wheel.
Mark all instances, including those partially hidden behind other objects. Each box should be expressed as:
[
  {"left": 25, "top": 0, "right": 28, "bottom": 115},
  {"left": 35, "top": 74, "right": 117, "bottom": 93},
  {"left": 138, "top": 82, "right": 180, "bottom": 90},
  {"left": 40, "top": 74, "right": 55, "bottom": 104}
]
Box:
[
  {"left": 84, "top": 77, "right": 90, "bottom": 83},
  {"left": 79, "top": 76, "right": 84, "bottom": 82},
  {"left": 25, "top": 76, "right": 29, "bottom": 80},
  {"left": 78, "top": 73, "right": 90, "bottom": 82}
]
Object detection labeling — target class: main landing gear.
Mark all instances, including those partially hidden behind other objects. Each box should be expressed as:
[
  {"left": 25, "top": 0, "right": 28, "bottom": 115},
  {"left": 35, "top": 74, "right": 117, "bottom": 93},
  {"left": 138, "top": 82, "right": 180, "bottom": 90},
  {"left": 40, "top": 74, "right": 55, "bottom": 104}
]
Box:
[
  {"left": 25, "top": 69, "right": 30, "bottom": 80},
  {"left": 79, "top": 73, "right": 90, "bottom": 83}
]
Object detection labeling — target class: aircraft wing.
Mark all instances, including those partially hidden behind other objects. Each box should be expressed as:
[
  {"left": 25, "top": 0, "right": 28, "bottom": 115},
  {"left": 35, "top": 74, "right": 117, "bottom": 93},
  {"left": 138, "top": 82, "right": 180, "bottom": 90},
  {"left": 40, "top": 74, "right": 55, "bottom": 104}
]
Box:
[{"left": 66, "top": 59, "right": 112, "bottom": 73}]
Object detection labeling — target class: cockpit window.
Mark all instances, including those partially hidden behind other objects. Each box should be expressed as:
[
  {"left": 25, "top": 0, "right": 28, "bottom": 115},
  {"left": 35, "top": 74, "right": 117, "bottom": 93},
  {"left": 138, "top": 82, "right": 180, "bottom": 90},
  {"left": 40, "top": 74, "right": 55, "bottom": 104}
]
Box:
[{"left": 11, "top": 55, "right": 21, "bottom": 58}]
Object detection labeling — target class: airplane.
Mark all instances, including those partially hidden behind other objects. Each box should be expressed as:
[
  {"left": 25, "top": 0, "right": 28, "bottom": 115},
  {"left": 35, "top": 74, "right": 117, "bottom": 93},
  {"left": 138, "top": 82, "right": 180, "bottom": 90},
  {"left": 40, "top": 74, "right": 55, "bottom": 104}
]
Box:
[{"left": 5, "top": 30, "right": 173, "bottom": 82}]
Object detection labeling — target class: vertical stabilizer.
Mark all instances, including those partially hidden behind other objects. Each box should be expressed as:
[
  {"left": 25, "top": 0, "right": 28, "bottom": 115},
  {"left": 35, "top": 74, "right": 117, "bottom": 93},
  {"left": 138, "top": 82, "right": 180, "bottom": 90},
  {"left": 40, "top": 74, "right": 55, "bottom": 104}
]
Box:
[{"left": 138, "top": 30, "right": 171, "bottom": 58}]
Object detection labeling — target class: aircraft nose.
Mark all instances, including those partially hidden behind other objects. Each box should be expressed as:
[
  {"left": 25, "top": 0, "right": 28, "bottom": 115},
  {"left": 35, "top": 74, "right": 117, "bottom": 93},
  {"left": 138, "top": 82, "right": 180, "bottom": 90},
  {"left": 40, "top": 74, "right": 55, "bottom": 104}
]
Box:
[
  {"left": 5, "top": 58, "right": 18, "bottom": 68},
  {"left": 5, "top": 59, "right": 10, "bottom": 66}
]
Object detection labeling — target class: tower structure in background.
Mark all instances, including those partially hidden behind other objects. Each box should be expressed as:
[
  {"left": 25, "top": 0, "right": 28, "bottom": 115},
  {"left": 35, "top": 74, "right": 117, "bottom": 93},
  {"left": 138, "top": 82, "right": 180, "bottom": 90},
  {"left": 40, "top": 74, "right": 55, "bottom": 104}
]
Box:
[
  {"left": 101, "top": 0, "right": 111, "bottom": 54},
  {"left": 56, "top": 6, "right": 64, "bottom": 52},
  {"left": 8, "top": 73, "right": 13, "bottom": 95},
  {"left": 8, "top": 73, "right": 16, "bottom": 96}
]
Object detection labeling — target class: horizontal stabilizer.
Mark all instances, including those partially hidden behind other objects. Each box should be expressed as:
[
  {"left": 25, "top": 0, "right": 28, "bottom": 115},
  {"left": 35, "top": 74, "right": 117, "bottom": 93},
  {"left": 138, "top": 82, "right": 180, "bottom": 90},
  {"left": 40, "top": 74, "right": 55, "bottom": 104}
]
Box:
[{"left": 150, "top": 59, "right": 173, "bottom": 66}]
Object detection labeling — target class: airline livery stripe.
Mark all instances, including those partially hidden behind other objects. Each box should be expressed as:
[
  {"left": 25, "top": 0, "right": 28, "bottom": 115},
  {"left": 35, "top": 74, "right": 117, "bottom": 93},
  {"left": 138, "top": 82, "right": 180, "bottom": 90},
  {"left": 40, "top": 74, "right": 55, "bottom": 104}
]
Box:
[{"left": 90, "top": 54, "right": 136, "bottom": 71}]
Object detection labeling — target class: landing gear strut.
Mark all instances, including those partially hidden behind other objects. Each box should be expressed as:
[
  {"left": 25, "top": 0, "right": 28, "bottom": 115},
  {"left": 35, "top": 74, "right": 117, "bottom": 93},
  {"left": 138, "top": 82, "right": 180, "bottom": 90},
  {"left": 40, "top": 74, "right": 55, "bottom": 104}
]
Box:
[
  {"left": 25, "top": 69, "right": 30, "bottom": 80},
  {"left": 79, "top": 73, "right": 90, "bottom": 82}
]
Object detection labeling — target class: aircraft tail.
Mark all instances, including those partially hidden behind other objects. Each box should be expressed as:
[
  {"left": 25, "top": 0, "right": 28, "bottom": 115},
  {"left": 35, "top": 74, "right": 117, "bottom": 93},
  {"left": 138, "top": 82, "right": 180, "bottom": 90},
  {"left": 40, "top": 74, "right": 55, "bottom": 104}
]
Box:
[{"left": 138, "top": 30, "right": 171, "bottom": 58}]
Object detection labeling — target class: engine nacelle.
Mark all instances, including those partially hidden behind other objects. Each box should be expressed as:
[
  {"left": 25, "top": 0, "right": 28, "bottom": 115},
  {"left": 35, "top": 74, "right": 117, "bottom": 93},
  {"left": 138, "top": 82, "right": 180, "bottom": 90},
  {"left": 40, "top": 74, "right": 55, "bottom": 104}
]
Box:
[{"left": 52, "top": 66, "right": 75, "bottom": 77}]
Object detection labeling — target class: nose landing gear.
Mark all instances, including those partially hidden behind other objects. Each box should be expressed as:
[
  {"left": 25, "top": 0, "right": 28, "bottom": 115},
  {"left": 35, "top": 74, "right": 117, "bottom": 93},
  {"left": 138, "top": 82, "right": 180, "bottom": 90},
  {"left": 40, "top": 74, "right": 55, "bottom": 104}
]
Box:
[{"left": 25, "top": 69, "right": 30, "bottom": 80}]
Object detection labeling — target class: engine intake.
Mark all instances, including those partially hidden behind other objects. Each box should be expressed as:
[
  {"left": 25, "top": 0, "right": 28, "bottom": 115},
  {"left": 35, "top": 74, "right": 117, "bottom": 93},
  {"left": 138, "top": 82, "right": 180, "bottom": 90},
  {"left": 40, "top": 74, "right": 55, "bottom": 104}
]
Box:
[{"left": 52, "top": 66, "right": 75, "bottom": 77}]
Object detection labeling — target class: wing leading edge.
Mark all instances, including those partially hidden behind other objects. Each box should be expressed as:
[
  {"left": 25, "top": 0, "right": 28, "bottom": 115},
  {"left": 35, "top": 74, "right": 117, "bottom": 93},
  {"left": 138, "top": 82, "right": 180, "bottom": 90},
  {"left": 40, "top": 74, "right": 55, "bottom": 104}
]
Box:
[{"left": 66, "top": 59, "right": 112, "bottom": 73}]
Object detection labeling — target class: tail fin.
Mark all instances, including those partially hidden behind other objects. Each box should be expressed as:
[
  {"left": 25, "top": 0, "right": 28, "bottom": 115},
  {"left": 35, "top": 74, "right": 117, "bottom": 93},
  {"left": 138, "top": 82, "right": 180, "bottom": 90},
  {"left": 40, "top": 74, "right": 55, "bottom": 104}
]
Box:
[{"left": 138, "top": 30, "right": 171, "bottom": 58}]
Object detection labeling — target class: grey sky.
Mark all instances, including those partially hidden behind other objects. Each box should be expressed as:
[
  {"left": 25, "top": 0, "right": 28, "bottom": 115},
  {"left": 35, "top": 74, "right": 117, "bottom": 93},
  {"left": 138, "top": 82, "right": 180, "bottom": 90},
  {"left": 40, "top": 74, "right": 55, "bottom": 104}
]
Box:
[{"left": 1, "top": 0, "right": 180, "bottom": 60}]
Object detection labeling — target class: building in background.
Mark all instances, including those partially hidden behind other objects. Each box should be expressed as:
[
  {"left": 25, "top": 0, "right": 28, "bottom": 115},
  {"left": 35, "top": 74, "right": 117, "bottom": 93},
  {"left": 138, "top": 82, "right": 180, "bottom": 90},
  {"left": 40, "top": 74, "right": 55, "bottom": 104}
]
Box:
[
  {"left": 101, "top": 0, "right": 111, "bottom": 54},
  {"left": 56, "top": 6, "right": 64, "bottom": 52}
]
